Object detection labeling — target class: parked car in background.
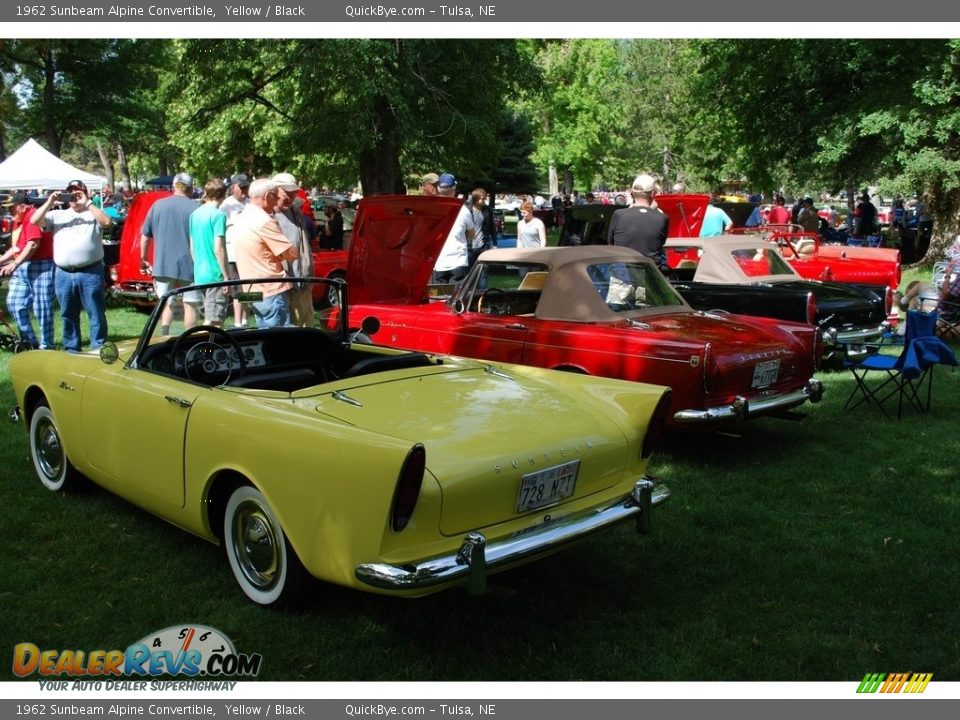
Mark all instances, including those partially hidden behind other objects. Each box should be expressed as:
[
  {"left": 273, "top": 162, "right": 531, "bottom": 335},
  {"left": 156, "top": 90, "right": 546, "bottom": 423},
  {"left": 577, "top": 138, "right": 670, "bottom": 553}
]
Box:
[
  {"left": 664, "top": 235, "right": 891, "bottom": 362},
  {"left": 346, "top": 196, "right": 824, "bottom": 431},
  {"left": 9, "top": 276, "right": 672, "bottom": 606},
  {"left": 0, "top": 205, "right": 13, "bottom": 250},
  {"left": 762, "top": 230, "right": 901, "bottom": 291}
]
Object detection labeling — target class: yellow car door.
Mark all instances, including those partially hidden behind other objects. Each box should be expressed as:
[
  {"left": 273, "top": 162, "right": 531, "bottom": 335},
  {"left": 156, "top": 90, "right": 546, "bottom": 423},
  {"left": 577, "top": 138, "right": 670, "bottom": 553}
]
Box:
[{"left": 81, "top": 367, "right": 202, "bottom": 509}]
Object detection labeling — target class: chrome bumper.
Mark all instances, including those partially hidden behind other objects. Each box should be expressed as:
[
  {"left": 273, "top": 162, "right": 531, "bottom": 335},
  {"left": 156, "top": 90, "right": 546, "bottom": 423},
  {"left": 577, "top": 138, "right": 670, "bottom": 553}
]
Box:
[
  {"left": 107, "top": 286, "right": 157, "bottom": 302},
  {"left": 355, "top": 477, "right": 669, "bottom": 594},
  {"left": 828, "top": 323, "right": 888, "bottom": 349},
  {"left": 673, "top": 378, "right": 823, "bottom": 424}
]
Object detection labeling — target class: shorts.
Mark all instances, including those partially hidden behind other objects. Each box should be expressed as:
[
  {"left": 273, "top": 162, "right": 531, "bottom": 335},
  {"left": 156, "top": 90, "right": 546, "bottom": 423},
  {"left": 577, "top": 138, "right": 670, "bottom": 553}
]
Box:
[
  {"left": 154, "top": 276, "right": 202, "bottom": 304},
  {"left": 202, "top": 286, "right": 230, "bottom": 324}
]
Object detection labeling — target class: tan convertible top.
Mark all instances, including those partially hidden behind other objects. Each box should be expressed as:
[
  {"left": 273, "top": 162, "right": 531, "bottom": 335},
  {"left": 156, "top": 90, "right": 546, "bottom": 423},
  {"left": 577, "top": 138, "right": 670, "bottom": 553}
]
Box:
[
  {"left": 664, "top": 235, "right": 800, "bottom": 285},
  {"left": 475, "top": 246, "right": 691, "bottom": 323}
]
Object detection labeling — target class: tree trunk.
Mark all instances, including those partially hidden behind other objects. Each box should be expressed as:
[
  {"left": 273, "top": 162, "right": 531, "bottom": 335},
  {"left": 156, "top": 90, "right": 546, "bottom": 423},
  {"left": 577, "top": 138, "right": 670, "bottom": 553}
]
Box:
[
  {"left": 564, "top": 168, "right": 574, "bottom": 195},
  {"left": 117, "top": 143, "right": 131, "bottom": 192},
  {"left": 42, "top": 50, "right": 61, "bottom": 156},
  {"left": 96, "top": 141, "right": 115, "bottom": 189},
  {"left": 913, "top": 186, "right": 960, "bottom": 266},
  {"left": 357, "top": 93, "right": 403, "bottom": 196}
]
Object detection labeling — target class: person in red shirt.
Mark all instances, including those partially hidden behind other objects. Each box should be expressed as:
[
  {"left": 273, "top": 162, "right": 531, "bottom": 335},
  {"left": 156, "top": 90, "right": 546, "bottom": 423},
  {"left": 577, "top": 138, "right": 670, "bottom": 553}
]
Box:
[
  {"left": 0, "top": 192, "right": 56, "bottom": 349},
  {"left": 765, "top": 195, "right": 792, "bottom": 226}
]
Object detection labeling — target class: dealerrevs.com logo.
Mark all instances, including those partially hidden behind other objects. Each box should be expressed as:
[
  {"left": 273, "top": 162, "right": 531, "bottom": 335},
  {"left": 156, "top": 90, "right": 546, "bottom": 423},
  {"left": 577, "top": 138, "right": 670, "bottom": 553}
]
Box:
[
  {"left": 857, "top": 673, "right": 933, "bottom": 694},
  {"left": 13, "top": 625, "right": 261, "bottom": 679}
]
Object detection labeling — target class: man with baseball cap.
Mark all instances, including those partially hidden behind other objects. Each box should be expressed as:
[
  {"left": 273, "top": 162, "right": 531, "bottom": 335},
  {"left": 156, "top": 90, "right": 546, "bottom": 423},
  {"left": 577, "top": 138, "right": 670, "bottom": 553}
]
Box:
[
  {"left": 272, "top": 172, "right": 315, "bottom": 327},
  {"left": 0, "top": 192, "right": 56, "bottom": 349},
  {"left": 421, "top": 172, "right": 440, "bottom": 196},
  {"left": 140, "top": 172, "right": 201, "bottom": 335},
  {"left": 30, "top": 180, "right": 113, "bottom": 351},
  {"left": 606, "top": 173, "right": 668, "bottom": 267},
  {"left": 433, "top": 173, "right": 473, "bottom": 283},
  {"left": 219, "top": 173, "right": 252, "bottom": 327},
  {"left": 220, "top": 173, "right": 250, "bottom": 222}
]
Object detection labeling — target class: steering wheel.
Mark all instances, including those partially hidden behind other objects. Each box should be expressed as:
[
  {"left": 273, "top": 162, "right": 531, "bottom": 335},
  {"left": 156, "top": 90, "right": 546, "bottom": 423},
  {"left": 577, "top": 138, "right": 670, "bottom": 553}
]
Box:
[
  {"left": 171, "top": 325, "right": 247, "bottom": 385},
  {"left": 477, "top": 287, "right": 505, "bottom": 314}
]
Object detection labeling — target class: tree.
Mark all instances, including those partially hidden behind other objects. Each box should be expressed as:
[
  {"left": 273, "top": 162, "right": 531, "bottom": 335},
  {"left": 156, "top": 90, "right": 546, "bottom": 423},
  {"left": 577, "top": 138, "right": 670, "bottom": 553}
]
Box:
[
  {"left": 490, "top": 110, "right": 538, "bottom": 193},
  {"left": 686, "top": 39, "right": 960, "bottom": 260},
  {"left": 168, "top": 39, "right": 520, "bottom": 194}
]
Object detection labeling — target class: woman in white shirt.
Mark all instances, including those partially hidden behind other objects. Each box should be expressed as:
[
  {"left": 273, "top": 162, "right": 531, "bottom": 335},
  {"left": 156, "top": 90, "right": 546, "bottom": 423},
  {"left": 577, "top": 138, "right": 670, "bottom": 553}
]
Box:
[{"left": 516, "top": 202, "right": 547, "bottom": 249}]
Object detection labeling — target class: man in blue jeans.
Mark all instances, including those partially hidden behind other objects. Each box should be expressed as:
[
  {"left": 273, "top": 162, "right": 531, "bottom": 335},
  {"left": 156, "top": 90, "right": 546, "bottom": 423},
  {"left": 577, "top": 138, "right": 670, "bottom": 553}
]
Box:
[{"left": 30, "top": 180, "right": 113, "bottom": 352}]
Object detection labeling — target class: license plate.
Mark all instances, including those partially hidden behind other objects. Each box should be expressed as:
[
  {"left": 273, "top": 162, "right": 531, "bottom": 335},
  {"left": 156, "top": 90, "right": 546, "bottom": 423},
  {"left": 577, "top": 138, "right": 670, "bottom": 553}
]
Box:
[
  {"left": 516, "top": 460, "right": 580, "bottom": 513},
  {"left": 751, "top": 359, "right": 780, "bottom": 388}
]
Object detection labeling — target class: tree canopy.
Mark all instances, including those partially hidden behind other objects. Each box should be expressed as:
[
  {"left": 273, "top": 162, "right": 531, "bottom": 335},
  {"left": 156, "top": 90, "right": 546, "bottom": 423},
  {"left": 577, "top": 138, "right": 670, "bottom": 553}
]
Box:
[{"left": 4, "top": 37, "right": 960, "bottom": 259}]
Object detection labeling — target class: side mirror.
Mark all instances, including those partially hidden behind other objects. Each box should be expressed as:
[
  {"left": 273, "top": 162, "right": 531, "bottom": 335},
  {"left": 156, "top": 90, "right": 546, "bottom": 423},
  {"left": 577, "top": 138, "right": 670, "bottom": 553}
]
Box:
[
  {"left": 99, "top": 343, "right": 119, "bottom": 365},
  {"left": 360, "top": 316, "right": 381, "bottom": 337}
]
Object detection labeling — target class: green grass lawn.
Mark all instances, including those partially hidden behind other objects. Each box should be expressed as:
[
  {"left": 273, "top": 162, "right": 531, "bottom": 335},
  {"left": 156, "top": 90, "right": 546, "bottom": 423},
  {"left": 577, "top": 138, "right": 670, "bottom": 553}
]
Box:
[{"left": 1, "top": 266, "right": 958, "bottom": 682}]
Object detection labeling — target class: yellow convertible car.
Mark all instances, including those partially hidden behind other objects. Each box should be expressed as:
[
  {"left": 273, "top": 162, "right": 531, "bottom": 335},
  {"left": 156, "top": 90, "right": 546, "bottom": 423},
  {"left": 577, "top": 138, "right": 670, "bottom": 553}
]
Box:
[{"left": 8, "top": 277, "right": 671, "bottom": 606}]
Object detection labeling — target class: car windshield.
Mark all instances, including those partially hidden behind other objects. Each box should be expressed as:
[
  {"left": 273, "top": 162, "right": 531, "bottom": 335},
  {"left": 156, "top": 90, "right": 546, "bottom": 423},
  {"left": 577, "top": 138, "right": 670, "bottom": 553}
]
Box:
[
  {"left": 452, "top": 262, "right": 551, "bottom": 314},
  {"left": 586, "top": 261, "right": 686, "bottom": 313},
  {"left": 135, "top": 277, "right": 346, "bottom": 358},
  {"left": 729, "top": 247, "right": 797, "bottom": 278}
]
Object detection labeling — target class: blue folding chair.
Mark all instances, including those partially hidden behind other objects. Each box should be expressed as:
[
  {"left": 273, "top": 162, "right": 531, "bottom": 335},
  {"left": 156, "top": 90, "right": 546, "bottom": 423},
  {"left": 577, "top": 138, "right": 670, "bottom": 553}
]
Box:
[{"left": 844, "top": 310, "right": 958, "bottom": 418}]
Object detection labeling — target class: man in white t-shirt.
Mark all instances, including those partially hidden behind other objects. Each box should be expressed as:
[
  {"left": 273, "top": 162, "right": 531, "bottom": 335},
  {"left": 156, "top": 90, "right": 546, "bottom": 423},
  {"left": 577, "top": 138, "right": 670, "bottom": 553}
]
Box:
[
  {"left": 30, "top": 180, "right": 113, "bottom": 351},
  {"left": 433, "top": 174, "right": 471, "bottom": 283},
  {"left": 219, "top": 173, "right": 251, "bottom": 326}
]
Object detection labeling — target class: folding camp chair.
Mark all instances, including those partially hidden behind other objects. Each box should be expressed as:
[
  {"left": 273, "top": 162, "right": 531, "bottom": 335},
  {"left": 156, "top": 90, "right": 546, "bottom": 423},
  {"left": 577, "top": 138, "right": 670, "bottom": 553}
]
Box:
[
  {"left": 844, "top": 309, "right": 958, "bottom": 419},
  {"left": 937, "top": 297, "right": 960, "bottom": 342}
]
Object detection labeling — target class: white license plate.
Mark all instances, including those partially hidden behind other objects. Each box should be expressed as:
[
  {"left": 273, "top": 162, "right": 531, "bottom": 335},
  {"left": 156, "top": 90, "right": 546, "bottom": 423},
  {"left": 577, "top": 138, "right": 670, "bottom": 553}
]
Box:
[
  {"left": 516, "top": 460, "right": 580, "bottom": 513},
  {"left": 751, "top": 359, "right": 780, "bottom": 388}
]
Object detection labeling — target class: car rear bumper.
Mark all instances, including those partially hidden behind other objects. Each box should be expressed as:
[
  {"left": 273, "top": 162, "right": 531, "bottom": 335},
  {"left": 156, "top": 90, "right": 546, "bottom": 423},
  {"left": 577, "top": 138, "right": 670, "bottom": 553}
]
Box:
[
  {"left": 829, "top": 323, "right": 888, "bottom": 348},
  {"left": 355, "top": 477, "right": 669, "bottom": 594},
  {"left": 673, "top": 378, "right": 823, "bottom": 424},
  {"left": 108, "top": 284, "right": 158, "bottom": 305}
]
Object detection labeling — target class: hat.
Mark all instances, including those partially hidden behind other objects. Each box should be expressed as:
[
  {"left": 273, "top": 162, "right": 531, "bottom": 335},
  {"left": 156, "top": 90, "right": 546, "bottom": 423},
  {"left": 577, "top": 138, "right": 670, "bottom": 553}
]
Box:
[
  {"left": 172, "top": 172, "right": 193, "bottom": 187},
  {"left": 230, "top": 173, "right": 250, "bottom": 188},
  {"left": 803, "top": 196, "right": 814, "bottom": 204},
  {"left": 66, "top": 180, "right": 88, "bottom": 194},
  {"left": 422, "top": 172, "right": 440, "bottom": 186},
  {"left": 272, "top": 172, "right": 299, "bottom": 191},
  {"left": 11, "top": 191, "right": 31, "bottom": 206},
  {"left": 632, "top": 174, "right": 657, "bottom": 193},
  {"left": 437, "top": 173, "right": 457, "bottom": 189}
]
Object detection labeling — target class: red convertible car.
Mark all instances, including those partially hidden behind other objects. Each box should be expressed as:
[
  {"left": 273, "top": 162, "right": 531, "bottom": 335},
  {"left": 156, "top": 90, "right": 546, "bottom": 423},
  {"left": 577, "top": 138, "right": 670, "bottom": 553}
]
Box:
[
  {"left": 347, "top": 196, "right": 824, "bottom": 430},
  {"left": 109, "top": 191, "right": 348, "bottom": 308},
  {"left": 763, "top": 230, "right": 901, "bottom": 291}
]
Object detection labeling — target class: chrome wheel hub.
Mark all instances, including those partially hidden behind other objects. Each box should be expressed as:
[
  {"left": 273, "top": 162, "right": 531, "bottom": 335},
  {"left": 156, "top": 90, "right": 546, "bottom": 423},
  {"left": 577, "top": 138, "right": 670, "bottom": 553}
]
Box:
[
  {"left": 233, "top": 501, "right": 280, "bottom": 590},
  {"left": 36, "top": 419, "right": 63, "bottom": 480}
]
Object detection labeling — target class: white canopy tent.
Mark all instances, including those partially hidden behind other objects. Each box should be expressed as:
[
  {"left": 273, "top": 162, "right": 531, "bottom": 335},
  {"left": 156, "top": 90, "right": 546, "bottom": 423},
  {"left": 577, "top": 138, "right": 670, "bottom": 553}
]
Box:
[{"left": 0, "top": 138, "right": 108, "bottom": 191}]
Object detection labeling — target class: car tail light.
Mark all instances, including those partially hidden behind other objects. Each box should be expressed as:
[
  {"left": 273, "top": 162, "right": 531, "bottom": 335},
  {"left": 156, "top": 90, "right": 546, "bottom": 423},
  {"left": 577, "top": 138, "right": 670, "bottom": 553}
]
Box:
[
  {"left": 894, "top": 265, "right": 902, "bottom": 287},
  {"left": 109, "top": 266, "right": 119, "bottom": 283},
  {"left": 883, "top": 287, "right": 893, "bottom": 315},
  {"left": 641, "top": 390, "right": 673, "bottom": 459},
  {"left": 813, "top": 328, "right": 824, "bottom": 370},
  {"left": 391, "top": 444, "right": 426, "bottom": 532},
  {"left": 805, "top": 292, "right": 816, "bottom": 326},
  {"left": 701, "top": 343, "right": 714, "bottom": 393}
]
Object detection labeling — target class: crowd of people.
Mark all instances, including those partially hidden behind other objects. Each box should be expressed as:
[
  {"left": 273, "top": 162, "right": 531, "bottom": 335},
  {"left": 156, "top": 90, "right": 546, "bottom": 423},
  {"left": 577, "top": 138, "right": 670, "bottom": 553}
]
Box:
[
  {"left": 4, "top": 169, "right": 959, "bottom": 350},
  {"left": 0, "top": 171, "right": 351, "bottom": 350}
]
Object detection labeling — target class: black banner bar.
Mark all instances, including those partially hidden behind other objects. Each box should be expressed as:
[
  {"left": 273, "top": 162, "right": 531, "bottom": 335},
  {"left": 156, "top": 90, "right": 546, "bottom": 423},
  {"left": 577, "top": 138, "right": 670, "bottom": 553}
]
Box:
[{"left": 0, "top": 1, "right": 957, "bottom": 24}]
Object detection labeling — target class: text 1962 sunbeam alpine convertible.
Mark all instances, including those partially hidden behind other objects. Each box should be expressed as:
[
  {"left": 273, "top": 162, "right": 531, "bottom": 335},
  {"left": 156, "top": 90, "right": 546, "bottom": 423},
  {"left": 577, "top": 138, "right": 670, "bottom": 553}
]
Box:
[{"left": 8, "top": 278, "right": 671, "bottom": 606}]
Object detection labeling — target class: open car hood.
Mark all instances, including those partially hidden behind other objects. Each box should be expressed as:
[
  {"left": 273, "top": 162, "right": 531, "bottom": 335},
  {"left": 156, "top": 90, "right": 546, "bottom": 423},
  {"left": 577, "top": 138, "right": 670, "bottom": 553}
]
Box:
[
  {"left": 655, "top": 194, "right": 711, "bottom": 237},
  {"left": 117, "top": 190, "right": 171, "bottom": 281},
  {"left": 347, "top": 195, "right": 463, "bottom": 304}
]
